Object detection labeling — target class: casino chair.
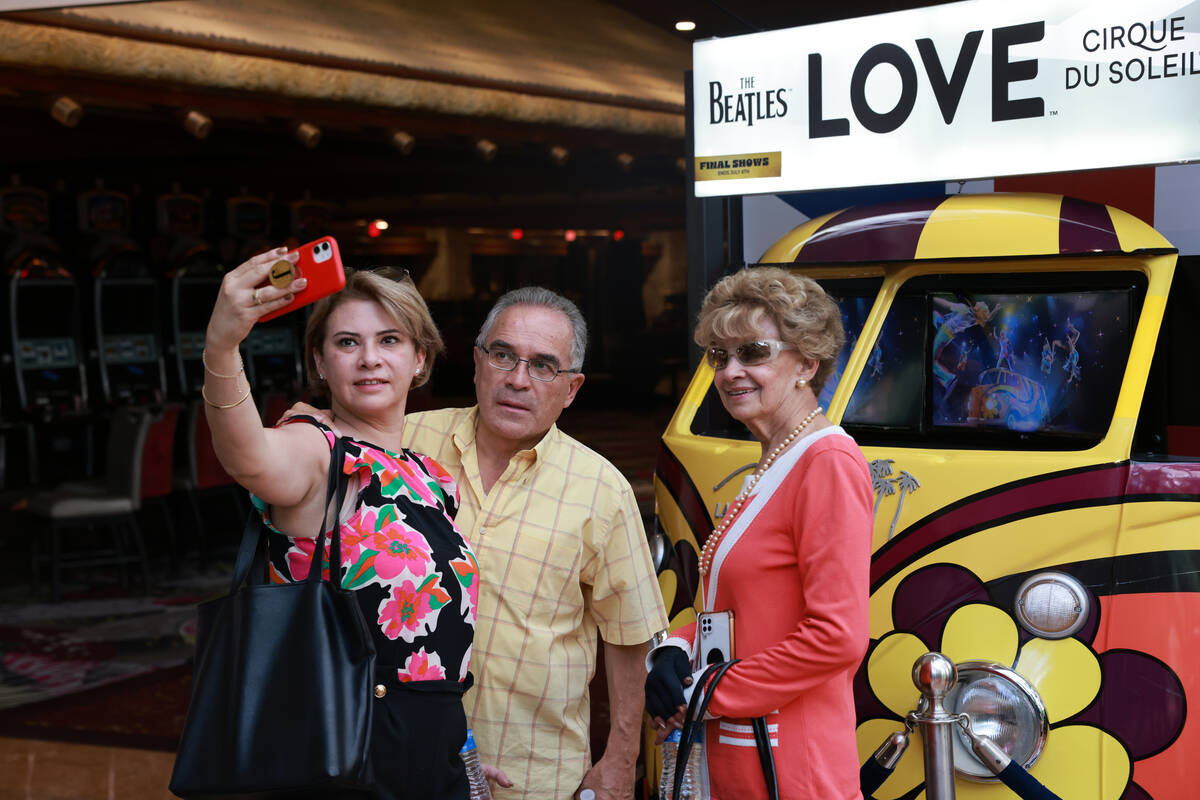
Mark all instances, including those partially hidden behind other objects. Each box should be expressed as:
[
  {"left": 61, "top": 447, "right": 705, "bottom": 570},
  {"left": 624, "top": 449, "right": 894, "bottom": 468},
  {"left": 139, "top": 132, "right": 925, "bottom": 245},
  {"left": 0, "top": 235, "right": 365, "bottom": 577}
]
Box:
[
  {"left": 27, "top": 406, "right": 156, "bottom": 602},
  {"left": 174, "top": 397, "right": 246, "bottom": 563}
]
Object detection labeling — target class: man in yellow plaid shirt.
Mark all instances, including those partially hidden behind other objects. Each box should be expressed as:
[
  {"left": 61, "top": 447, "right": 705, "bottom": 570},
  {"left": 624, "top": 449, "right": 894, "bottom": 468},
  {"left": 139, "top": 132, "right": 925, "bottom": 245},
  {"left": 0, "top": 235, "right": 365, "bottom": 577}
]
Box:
[{"left": 404, "top": 287, "right": 667, "bottom": 800}]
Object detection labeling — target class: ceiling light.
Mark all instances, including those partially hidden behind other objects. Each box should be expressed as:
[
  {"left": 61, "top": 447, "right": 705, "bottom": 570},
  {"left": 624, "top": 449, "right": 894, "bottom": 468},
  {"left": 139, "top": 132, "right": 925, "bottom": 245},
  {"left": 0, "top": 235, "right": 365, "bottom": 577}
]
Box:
[
  {"left": 390, "top": 130, "right": 415, "bottom": 155},
  {"left": 675, "top": 20, "right": 696, "bottom": 32},
  {"left": 372, "top": 219, "right": 390, "bottom": 232},
  {"left": 475, "top": 139, "right": 498, "bottom": 162},
  {"left": 293, "top": 121, "right": 321, "bottom": 149},
  {"left": 49, "top": 96, "right": 82, "bottom": 128},
  {"left": 181, "top": 110, "right": 212, "bottom": 140}
]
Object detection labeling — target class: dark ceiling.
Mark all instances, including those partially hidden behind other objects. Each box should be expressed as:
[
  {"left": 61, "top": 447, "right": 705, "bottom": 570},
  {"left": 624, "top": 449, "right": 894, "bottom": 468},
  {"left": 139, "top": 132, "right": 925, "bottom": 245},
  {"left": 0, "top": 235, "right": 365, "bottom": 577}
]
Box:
[
  {"left": 603, "top": 0, "right": 956, "bottom": 41},
  {"left": 0, "top": 1, "right": 960, "bottom": 239}
]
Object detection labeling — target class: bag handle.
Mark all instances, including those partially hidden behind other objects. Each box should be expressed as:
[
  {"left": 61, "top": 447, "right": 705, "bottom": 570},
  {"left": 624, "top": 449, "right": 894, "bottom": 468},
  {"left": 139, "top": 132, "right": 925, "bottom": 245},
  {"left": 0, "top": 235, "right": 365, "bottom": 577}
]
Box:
[
  {"left": 229, "top": 438, "right": 348, "bottom": 593},
  {"left": 305, "top": 438, "right": 350, "bottom": 586},
  {"left": 673, "top": 659, "right": 779, "bottom": 800}
]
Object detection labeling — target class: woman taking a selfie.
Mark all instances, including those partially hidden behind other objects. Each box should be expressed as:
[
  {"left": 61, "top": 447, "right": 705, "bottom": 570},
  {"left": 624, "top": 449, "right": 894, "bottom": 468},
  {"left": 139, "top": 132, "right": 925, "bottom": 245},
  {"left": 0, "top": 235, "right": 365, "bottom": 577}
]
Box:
[
  {"left": 645, "top": 267, "right": 874, "bottom": 800},
  {"left": 202, "top": 247, "right": 480, "bottom": 800}
]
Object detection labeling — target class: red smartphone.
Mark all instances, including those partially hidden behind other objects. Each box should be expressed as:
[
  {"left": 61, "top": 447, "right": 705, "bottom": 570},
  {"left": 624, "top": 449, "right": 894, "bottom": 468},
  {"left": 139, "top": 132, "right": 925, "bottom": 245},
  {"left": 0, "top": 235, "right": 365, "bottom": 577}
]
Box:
[{"left": 257, "top": 236, "right": 346, "bottom": 322}]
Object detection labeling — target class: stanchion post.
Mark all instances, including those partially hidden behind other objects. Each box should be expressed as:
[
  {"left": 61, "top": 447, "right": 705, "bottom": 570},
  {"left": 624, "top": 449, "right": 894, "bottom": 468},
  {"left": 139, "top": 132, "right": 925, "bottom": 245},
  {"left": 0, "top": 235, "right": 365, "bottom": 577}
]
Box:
[{"left": 911, "top": 652, "right": 958, "bottom": 800}]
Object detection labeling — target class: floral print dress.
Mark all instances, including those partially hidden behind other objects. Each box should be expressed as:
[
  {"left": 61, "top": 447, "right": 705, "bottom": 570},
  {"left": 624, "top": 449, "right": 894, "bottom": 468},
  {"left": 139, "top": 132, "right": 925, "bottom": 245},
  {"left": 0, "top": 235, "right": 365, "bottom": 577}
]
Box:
[{"left": 253, "top": 419, "right": 478, "bottom": 685}]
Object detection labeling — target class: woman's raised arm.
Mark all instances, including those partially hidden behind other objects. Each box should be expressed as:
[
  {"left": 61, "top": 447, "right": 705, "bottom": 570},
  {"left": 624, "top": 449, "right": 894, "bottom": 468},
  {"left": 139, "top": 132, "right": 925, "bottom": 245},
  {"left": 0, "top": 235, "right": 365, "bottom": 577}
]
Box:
[{"left": 202, "top": 247, "right": 324, "bottom": 509}]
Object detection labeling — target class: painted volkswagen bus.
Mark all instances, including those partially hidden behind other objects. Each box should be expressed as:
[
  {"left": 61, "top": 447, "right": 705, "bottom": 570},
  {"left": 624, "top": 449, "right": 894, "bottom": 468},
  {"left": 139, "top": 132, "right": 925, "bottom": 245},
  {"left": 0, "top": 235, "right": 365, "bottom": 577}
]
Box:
[{"left": 648, "top": 193, "right": 1198, "bottom": 799}]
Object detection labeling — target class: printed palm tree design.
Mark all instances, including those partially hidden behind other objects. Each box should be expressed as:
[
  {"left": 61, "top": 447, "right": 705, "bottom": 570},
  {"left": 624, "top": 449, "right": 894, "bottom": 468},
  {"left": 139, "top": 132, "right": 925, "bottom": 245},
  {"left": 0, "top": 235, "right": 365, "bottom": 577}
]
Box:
[
  {"left": 871, "top": 459, "right": 897, "bottom": 514},
  {"left": 869, "top": 459, "right": 921, "bottom": 538},
  {"left": 888, "top": 471, "right": 921, "bottom": 540}
]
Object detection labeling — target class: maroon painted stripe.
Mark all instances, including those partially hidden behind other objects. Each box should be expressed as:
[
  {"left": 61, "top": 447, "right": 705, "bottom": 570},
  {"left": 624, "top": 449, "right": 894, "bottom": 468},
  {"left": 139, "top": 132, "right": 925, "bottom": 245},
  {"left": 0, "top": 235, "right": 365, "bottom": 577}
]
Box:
[
  {"left": 1059, "top": 196, "right": 1121, "bottom": 254},
  {"left": 655, "top": 444, "right": 714, "bottom": 544},
  {"left": 794, "top": 196, "right": 945, "bottom": 263},
  {"left": 870, "top": 464, "right": 1130, "bottom": 589},
  {"left": 1128, "top": 461, "right": 1200, "bottom": 495}
]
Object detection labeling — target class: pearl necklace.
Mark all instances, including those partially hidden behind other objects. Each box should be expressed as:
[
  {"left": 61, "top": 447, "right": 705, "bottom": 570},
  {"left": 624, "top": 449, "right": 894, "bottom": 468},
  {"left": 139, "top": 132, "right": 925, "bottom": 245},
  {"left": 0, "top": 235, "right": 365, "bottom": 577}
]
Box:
[{"left": 698, "top": 407, "right": 822, "bottom": 577}]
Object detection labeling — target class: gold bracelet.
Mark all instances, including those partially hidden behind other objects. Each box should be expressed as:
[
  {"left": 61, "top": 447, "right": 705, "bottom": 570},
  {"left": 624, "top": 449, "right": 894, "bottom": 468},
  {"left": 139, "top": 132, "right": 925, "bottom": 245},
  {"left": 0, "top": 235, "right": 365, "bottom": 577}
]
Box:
[
  {"left": 202, "top": 382, "right": 252, "bottom": 409},
  {"left": 202, "top": 348, "right": 244, "bottom": 379}
]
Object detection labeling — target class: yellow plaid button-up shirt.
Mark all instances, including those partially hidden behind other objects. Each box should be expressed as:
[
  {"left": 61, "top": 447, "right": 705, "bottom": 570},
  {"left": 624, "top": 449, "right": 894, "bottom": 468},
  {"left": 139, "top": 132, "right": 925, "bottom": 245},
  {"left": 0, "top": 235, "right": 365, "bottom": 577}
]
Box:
[{"left": 403, "top": 406, "right": 666, "bottom": 800}]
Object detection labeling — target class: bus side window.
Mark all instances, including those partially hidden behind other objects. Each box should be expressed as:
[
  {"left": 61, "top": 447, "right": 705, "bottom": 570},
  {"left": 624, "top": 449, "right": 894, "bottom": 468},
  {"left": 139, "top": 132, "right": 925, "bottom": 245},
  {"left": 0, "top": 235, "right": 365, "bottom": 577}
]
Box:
[
  {"left": 843, "top": 295, "right": 925, "bottom": 429},
  {"left": 846, "top": 274, "right": 1143, "bottom": 450},
  {"left": 1137, "top": 257, "right": 1200, "bottom": 458}
]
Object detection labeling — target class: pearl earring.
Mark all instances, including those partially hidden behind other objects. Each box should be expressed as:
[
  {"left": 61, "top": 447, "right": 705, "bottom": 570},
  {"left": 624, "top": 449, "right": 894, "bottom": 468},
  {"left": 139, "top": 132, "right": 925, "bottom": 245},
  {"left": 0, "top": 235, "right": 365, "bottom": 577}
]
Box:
[{"left": 797, "top": 377, "right": 807, "bottom": 388}]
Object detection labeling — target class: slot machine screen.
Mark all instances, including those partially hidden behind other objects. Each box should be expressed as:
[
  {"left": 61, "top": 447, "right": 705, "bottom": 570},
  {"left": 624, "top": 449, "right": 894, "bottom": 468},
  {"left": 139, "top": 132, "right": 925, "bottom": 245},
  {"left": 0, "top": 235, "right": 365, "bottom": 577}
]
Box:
[
  {"left": 100, "top": 281, "right": 158, "bottom": 336},
  {"left": 14, "top": 282, "right": 75, "bottom": 338}
]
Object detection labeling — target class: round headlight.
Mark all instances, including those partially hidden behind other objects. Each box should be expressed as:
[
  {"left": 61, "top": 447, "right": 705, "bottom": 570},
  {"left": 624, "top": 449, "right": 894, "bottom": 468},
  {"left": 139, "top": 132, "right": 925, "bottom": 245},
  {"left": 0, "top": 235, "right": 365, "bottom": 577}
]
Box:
[
  {"left": 946, "top": 661, "right": 1048, "bottom": 781},
  {"left": 1013, "top": 571, "right": 1090, "bottom": 639},
  {"left": 648, "top": 529, "right": 670, "bottom": 574}
]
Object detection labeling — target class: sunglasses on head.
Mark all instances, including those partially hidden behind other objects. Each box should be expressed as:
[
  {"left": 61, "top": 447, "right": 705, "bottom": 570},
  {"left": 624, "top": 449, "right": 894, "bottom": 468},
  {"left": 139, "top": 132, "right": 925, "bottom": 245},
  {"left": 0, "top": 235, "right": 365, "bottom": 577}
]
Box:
[{"left": 705, "top": 339, "right": 792, "bottom": 370}]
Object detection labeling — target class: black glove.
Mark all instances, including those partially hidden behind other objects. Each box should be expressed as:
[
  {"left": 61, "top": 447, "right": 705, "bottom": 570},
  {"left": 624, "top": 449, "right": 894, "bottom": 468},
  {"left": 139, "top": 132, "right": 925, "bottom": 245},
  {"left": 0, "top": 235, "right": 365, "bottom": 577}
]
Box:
[{"left": 645, "top": 646, "right": 692, "bottom": 721}]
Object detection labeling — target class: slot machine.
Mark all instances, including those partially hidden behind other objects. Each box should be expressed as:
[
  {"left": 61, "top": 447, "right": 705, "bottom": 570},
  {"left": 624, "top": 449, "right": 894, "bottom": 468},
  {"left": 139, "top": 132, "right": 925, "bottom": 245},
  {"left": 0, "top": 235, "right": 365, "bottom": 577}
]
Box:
[
  {"left": 78, "top": 184, "right": 166, "bottom": 407},
  {"left": 1, "top": 182, "right": 91, "bottom": 487},
  {"left": 230, "top": 193, "right": 309, "bottom": 421},
  {"left": 157, "top": 188, "right": 223, "bottom": 398}
]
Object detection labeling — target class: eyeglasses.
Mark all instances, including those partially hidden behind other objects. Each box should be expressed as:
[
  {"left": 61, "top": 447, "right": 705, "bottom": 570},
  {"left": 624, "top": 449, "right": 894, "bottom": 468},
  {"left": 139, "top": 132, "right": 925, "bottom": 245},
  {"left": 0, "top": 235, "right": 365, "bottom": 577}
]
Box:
[
  {"left": 705, "top": 339, "right": 793, "bottom": 370},
  {"left": 478, "top": 344, "right": 580, "bottom": 382}
]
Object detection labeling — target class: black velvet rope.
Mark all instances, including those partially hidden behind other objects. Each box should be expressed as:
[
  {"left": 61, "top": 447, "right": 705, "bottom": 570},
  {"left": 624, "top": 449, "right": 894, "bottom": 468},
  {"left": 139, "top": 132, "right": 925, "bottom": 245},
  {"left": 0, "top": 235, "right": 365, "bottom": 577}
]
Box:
[{"left": 996, "top": 760, "right": 1064, "bottom": 800}]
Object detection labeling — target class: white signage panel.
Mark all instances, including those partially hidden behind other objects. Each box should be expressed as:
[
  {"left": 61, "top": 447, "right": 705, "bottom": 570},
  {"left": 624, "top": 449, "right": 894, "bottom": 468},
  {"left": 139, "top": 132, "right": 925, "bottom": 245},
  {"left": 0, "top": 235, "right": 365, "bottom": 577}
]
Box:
[{"left": 692, "top": 0, "right": 1200, "bottom": 196}]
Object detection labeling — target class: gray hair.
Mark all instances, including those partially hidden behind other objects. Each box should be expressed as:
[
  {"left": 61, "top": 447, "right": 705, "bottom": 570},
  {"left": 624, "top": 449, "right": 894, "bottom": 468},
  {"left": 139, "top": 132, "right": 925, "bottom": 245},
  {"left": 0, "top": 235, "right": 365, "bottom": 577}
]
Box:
[{"left": 475, "top": 287, "right": 587, "bottom": 371}]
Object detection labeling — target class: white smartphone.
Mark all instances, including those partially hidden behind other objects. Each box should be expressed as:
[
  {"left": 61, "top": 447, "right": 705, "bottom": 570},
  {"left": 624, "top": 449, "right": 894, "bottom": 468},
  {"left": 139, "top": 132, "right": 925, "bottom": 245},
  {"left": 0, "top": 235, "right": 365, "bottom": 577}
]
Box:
[{"left": 695, "top": 610, "right": 735, "bottom": 668}]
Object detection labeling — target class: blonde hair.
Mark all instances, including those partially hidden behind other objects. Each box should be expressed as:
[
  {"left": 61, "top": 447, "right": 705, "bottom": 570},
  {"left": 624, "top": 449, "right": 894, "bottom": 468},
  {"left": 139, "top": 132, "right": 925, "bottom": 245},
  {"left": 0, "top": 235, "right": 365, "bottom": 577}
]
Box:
[
  {"left": 694, "top": 267, "right": 844, "bottom": 395},
  {"left": 304, "top": 268, "right": 444, "bottom": 397}
]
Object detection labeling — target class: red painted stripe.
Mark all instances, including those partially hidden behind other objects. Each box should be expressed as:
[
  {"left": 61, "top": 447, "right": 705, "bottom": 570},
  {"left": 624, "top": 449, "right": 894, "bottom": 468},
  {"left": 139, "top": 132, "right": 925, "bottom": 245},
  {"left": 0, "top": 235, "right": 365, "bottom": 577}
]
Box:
[
  {"left": 1128, "top": 460, "right": 1200, "bottom": 495},
  {"left": 794, "top": 196, "right": 945, "bottom": 263},
  {"left": 1059, "top": 196, "right": 1120, "bottom": 253},
  {"left": 870, "top": 464, "right": 1130, "bottom": 589},
  {"left": 656, "top": 444, "right": 715, "bottom": 544}
]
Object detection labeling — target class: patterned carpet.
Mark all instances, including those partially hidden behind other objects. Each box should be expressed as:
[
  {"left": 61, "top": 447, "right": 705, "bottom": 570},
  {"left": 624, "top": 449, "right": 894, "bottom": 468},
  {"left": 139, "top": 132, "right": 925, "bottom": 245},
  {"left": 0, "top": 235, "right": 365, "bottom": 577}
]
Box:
[{"left": 0, "top": 572, "right": 227, "bottom": 751}]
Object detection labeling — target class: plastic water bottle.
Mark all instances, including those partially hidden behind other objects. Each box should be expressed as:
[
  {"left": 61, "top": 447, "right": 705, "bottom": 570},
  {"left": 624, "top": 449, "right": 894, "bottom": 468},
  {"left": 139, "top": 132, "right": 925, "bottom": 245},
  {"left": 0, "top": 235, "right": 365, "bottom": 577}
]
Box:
[
  {"left": 659, "top": 727, "right": 708, "bottom": 799},
  {"left": 460, "top": 728, "right": 493, "bottom": 800}
]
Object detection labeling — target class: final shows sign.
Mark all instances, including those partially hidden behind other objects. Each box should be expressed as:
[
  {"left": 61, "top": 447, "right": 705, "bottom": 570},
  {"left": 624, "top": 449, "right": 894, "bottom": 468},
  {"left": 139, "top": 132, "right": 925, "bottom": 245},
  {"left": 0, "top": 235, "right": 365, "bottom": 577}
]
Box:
[{"left": 692, "top": 0, "right": 1200, "bottom": 196}]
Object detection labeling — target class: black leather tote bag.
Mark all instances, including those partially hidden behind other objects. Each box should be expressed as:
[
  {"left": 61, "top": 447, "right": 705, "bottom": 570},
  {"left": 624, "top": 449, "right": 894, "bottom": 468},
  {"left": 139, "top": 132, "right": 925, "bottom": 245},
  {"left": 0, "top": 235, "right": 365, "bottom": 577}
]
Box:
[
  {"left": 674, "top": 660, "right": 779, "bottom": 800},
  {"left": 170, "top": 439, "right": 377, "bottom": 799}
]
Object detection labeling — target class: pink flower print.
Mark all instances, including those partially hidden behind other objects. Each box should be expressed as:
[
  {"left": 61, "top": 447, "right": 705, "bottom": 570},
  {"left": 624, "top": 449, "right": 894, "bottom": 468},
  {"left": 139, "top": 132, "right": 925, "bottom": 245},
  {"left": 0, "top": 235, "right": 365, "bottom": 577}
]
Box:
[
  {"left": 419, "top": 455, "right": 459, "bottom": 506},
  {"left": 335, "top": 524, "right": 366, "bottom": 566},
  {"left": 363, "top": 450, "right": 404, "bottom": 489},
  {"left": 397, "top": 647, "right": 446, "bottom": 682},
  {"left": 367, "top": 523, "right": 432, "bottom": 580},
  {"left": 286, "top": 528, "right": 367, "bottom": 580},
  {"left": 379, "top": 454, "right": 439, "bottom": 508},
  {"left": 449, "top": 553, "right": 479, "bottom": 625},
  {"left": 285, "top": 536, "right": 320, "bottom": 580},
  {"left": 378, "top": 579, "right": 436, "bottom": 641}
]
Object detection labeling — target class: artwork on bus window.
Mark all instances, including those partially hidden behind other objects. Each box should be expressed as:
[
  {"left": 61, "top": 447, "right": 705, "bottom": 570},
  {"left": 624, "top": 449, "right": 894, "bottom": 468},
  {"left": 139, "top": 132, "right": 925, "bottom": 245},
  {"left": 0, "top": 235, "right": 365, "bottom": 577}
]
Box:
[
  {"left": 819, "top": 292, "right": 875, "bottom": 410},
  {"left": 842, "top": 295, "right": 925, "bottom": 428},
  {"left": 930, "top": 290, "right": 1132, "bottom": 437}
]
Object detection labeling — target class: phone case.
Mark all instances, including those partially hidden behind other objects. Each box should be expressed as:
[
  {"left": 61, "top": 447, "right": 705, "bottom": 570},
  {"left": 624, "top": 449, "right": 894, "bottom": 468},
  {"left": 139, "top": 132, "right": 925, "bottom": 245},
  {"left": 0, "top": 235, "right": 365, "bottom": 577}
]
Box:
[
  {"left": 696, "top": 610, "right": 735, "bottom": 668},
  {"left": 258, "top": 236, "right": 346, "bottom": 322}
]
